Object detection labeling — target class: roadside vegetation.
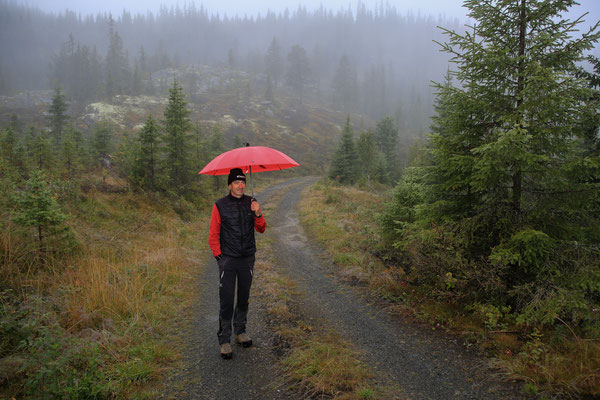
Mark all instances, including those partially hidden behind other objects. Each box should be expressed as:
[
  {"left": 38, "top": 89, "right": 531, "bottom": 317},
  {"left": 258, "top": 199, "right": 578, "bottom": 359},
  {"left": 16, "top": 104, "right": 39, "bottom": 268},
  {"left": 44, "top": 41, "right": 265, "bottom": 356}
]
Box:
[
  {"left": 0, "top": 173, "right": 208, "bottom": 398},
  {"left": 317, "top": 2, "right": 600, "bottom": 398},
  {"left": 0, "top": 80, "right": 217, "bottom": 398}
]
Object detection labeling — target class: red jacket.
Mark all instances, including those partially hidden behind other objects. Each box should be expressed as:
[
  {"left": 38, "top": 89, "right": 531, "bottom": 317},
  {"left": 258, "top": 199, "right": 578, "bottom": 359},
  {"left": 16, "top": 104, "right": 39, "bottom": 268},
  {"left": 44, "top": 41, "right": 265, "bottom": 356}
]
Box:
[{"left": 208, "top": 202, "right": 266, "bottom": 258}]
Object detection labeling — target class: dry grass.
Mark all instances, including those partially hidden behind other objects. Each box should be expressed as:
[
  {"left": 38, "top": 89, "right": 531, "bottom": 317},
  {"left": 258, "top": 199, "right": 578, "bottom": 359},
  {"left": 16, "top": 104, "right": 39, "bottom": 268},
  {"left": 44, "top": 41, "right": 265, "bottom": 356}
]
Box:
[{"left": 1, "top": 186, "right": 208, "bottom": 398}]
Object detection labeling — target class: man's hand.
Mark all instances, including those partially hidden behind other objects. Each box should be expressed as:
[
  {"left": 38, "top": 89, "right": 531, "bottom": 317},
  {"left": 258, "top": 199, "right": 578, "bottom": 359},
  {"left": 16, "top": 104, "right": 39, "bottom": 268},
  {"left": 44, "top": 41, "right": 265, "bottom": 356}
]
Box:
[{"left": 251, "top": 200, "right": 261, "bottom": 217}]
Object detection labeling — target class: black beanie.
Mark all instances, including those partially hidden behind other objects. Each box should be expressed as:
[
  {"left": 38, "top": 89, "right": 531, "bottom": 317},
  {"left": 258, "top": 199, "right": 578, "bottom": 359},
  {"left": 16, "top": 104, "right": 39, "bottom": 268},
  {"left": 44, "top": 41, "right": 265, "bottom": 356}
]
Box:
[{"left": 228, "top": 168, "right": 246, "bottom": 185}]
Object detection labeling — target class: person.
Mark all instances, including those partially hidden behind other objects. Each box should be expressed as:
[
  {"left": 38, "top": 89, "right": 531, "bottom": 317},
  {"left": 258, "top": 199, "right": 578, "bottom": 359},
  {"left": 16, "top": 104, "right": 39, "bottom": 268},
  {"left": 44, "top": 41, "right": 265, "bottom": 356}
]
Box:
[{"left": 208, "top": 168, "right": 266, "bottom": 359}]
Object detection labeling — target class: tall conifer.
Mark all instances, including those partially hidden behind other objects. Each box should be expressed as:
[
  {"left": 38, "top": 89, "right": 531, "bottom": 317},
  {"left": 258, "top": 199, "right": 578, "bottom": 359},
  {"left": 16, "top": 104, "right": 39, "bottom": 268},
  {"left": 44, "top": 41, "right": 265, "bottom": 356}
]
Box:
[
  {"left": 163, "top": 80, "right": 192, "bottom": 193},
  {"left": 329, "top": 117, "right": 359, "bottom": 184}
]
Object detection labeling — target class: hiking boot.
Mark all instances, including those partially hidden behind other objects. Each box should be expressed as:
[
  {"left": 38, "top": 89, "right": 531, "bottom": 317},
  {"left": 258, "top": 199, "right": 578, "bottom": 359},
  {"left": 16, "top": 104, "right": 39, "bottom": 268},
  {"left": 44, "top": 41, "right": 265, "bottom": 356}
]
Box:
[
  {"left": 220, "top": 343, "right": 232, "bottom": 359},
  {"left": 235, "top": 333, "right": 253, "bottom": 348}
]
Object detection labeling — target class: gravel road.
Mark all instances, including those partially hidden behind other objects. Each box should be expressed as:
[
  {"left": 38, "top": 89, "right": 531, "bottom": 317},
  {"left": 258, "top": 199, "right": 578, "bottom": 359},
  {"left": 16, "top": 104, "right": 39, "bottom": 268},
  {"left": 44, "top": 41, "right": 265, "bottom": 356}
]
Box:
[
  {"left": 165, "top": 177, "right": 530, "bottom": 400},
  {"left": 268, "top": 177, "right": 529, "bottom": 400}
]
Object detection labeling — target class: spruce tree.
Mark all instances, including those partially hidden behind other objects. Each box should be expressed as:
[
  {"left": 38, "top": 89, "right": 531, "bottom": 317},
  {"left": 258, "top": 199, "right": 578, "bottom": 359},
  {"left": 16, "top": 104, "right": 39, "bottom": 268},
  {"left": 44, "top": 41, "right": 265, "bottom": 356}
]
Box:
[
  {"left": 163, "top": 80, "right": 192, "bottom": 193},
  {"left": 47, "top": 86, "right": 69, "bottom": 145},
  {"left": 329, "top": 117, "right": 359, "bottom": 184},
  {"left": 13, "top": 169, "right": 72, "bottom": 265},
  {"left": 433, "top": 0, "right": 600, "bottom": 243},
  {"left": 265, "top": 37, "right": 284, "bottom": 87},
  {"left": 374, "top": 117, "right": 399, "bottom": 179},
  {"left": 423, "top": 0, "right": 600, "bottom": 322},
  {"left": 134, "top": 115, "right": 160, "bottom": 189},
  {"left": 332, "top": 54, "right": 358, "bottom": 111},
  {"left": 356, "top": 130, "right": 377, "bottom": 183},
  {"left": 92, "top": 123, "right": 113, "bottom": 165},
  {"left": 286, "top": 45, "right": 311, "bottom": 101}
]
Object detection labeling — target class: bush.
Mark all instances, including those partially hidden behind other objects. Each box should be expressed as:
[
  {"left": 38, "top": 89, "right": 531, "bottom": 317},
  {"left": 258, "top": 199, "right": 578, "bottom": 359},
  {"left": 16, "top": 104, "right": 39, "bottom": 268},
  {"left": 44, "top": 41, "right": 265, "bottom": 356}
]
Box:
[{"left": 0, "top": 293, "right": 114, "bottom": 399}]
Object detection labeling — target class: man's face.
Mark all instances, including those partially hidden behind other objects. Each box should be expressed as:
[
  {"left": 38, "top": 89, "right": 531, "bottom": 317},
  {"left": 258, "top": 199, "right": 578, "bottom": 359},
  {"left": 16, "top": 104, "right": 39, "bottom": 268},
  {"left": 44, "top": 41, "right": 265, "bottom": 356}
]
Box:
[{"left": 229, "top": 180, "right": 246, "bottom": 198}]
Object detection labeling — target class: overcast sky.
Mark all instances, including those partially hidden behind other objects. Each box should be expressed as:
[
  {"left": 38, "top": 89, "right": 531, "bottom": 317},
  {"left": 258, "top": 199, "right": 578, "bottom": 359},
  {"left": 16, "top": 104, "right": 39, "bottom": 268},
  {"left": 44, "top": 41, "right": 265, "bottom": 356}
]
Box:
[{"left": 16, "top": 0, "right": 600, "bottom": 26}]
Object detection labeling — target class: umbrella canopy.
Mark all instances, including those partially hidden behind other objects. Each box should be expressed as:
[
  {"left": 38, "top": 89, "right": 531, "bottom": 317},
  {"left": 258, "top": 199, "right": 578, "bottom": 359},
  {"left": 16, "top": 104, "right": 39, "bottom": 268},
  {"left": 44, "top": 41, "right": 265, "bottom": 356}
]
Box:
[{"left": 198, "top": 145, "right": 299, "bottom": 176}]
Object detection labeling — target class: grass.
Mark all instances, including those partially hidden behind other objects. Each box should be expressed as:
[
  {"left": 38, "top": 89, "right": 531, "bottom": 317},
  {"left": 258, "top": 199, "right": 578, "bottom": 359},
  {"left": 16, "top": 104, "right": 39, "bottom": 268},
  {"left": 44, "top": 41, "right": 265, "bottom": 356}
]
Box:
[
  {"left": 298, "top": 178, "right": 600, "bottom": 399},
  {"left": 0, "top": 181, "right": 209, "bottom": 399}
]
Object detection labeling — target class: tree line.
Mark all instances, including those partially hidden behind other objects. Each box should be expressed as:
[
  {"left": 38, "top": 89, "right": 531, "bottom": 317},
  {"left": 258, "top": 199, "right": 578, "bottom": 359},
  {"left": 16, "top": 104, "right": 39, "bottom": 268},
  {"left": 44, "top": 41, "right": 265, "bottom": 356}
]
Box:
[
  {"left": 372, "top": 0, "right": 600, "bottom": 337},
  {"left": 0, "top": 1, "right": 462, "bottom": 132}
]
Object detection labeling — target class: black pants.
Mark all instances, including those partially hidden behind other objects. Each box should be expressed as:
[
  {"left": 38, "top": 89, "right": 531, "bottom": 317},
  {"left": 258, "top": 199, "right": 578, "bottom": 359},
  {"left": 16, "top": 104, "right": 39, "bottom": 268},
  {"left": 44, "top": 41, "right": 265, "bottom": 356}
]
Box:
[{"left": 217, "top": 254, "right": 255, "bottom": 345}]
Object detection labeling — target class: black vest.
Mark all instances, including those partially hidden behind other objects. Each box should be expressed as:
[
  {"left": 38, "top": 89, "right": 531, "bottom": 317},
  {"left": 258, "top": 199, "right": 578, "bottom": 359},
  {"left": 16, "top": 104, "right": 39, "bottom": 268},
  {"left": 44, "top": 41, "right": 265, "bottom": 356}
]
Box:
[{"left": 215, "top": 194, "right": 256, "bottom": 257}]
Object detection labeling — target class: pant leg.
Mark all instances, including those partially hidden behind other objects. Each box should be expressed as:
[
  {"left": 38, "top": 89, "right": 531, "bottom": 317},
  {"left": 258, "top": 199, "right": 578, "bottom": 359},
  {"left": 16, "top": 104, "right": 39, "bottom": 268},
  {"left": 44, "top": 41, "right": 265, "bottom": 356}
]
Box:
[
  {"left": 233, "top": 254, "right": 255, "bottom": 335},
  {"left": 217, "top": 256, "right": 236, "bottom": 345}
]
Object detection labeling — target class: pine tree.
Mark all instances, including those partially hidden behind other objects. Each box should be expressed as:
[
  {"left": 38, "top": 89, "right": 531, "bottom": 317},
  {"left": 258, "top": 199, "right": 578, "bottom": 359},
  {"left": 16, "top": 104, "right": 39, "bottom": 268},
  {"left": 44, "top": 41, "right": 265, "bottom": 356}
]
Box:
[
  {"left": 163, "top": 80, "right": 192, "bottom": 193},
  {"left": 47, "top": 86, "right": 69, "bottom": 145},
  {"left": 421, "top": 0, "right": 600, "bottom": 322},
  {"left": 332, "top": 54, "right": 358, "bottom": 111},
  {"left": 356, "top": 129, "right": 377, "bottom": 183},
  {"left": 134, "top": 115, "right": 160, "bottom": 189},
  {"left": 329, "top": 117, "right": 359, "bottom": 184},
  {"left": 374, "top": 117, "right": 399, "bottom": 179},
  {"left": 286, "top": 45, "right": 311, "bottom": 101},
  {"left": 13, "top": 169, "right": 72, "bottom": 265},
  {"left": 92, "top": 123, "right": 113, "bottom": 165},
  {"left": 265, "top": 37, "right": 284, "bottom": 87}
]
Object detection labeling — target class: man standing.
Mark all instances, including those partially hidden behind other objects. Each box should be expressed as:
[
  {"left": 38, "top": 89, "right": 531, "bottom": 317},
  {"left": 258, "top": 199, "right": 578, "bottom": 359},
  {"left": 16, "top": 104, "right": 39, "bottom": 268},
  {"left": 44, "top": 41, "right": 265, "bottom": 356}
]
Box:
[{"left": 208, "top": 168, "right": 266, "bottom": 359}]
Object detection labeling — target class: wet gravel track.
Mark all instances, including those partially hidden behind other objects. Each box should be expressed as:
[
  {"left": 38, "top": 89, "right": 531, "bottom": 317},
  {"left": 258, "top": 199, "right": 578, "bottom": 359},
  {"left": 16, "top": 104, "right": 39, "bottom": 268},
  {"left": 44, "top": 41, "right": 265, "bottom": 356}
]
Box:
[{"left": 268, "top": 177, "right": 529, "bottom": 400}]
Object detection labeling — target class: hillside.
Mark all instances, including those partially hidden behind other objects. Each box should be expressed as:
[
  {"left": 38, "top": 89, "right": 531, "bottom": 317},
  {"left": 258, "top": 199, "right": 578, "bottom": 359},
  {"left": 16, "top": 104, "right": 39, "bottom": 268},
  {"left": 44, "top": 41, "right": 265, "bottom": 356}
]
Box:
[{"left": 0, "top": 65, "right": 378, "bottom": 176}]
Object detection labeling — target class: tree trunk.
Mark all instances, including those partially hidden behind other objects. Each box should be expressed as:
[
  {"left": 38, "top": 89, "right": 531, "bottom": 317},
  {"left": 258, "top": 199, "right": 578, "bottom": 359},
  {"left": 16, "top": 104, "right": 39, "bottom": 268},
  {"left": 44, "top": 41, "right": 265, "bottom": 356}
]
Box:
[{"left": 512, "top": 0, "right": 527, "bottom": 213}]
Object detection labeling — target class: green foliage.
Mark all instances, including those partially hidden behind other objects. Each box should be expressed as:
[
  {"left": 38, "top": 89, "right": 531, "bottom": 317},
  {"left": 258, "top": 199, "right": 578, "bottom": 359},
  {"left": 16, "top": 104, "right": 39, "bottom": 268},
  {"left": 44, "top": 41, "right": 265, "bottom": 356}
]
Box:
[
  {"left": 379, "top": 0, "right": 600, "bottom": 331},
  {"left": 162, "top": 80, "right": 193, "bottom": 194},
  {"left": 374, "top": 117, "right": 399, "bottom": 179},
  {"left": 468, "top": 303, "right": 512, "bottom": 331},
  {"left": 91, "top": 122, "right": 113, "bottom": 163},
  {"left": 131, "top": 115, "right": 161, "bottom": 190},
  {"left": 329, "top": 117, "right": 359, "bottom": 184},
  {"left": 47, "top": 86, "right": 69, "bottom": 144},
  {"left": 0, "top": 293, "right": 114, "bottom": 399},
  {"left": 13, "top": 169, "right": 77, "bottom": 262},
  {"left": 490, "top": 229, "right": 553, "bottom": 276},
  {"left": 378, "top": 167, "right": 426, "bottom": 245}
]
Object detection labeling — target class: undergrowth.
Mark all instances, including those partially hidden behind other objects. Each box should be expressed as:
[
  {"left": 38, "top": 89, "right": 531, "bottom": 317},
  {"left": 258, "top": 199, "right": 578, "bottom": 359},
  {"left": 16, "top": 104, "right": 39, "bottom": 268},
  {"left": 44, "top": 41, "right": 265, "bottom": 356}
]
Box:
[{"left": 0, "top": 180, "right": 208, "bottom": 399}]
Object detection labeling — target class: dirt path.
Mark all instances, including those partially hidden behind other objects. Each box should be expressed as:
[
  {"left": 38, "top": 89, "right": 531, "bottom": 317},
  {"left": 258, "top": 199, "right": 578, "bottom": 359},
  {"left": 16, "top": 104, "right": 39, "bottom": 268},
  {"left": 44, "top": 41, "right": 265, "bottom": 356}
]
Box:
[
  {"left": 165, "top": 177, "right": 529, "bottom": 399},
  {"left": 268, "top": 177, "right": 528, "bottom": 400}
]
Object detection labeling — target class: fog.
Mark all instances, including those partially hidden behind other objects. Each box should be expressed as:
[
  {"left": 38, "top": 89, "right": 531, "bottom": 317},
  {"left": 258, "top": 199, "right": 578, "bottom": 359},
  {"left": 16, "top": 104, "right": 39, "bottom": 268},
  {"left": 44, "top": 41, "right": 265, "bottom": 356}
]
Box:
[{"left": 1, "top": 0, "right": 599, "bottom": 135}]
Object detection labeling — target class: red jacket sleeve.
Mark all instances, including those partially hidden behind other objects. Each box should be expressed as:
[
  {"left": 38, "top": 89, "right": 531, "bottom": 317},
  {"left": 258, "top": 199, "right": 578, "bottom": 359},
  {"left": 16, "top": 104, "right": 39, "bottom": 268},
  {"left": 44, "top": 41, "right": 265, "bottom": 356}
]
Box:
[
  {"left": 254, "top": 212, "right": 266, "bottom": 233},
  {"left": 208, "top": 204, "right": 221, "bottom": 257}
]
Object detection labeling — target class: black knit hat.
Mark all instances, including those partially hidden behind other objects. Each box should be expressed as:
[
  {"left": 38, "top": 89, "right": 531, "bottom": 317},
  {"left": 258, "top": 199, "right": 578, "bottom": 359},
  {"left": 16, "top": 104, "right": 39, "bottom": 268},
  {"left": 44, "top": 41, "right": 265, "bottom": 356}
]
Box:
[{"left": 228, "top": 168, "right": 246, "bottom": 185}]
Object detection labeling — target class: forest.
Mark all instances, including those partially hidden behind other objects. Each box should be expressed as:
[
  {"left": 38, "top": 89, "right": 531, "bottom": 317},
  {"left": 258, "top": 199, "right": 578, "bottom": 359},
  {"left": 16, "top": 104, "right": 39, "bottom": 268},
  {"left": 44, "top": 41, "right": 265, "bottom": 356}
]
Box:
[{"left": 1, "top": 0, "right": 600, "bottom": 398}]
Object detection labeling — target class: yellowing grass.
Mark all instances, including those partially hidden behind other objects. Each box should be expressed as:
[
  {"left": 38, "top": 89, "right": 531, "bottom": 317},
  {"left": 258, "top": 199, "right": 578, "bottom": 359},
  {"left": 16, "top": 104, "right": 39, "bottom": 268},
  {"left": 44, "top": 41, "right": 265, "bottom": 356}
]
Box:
[{"left": 2, "top": 186, "right": 209, "bottom": 398}]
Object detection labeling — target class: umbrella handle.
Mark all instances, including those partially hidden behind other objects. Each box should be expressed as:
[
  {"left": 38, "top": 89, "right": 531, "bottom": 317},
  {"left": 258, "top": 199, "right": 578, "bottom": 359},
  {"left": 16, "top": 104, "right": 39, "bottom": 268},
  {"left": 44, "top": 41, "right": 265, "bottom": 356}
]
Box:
[{"left": 249, "top": 165, "right": 255, "bottom": 200}]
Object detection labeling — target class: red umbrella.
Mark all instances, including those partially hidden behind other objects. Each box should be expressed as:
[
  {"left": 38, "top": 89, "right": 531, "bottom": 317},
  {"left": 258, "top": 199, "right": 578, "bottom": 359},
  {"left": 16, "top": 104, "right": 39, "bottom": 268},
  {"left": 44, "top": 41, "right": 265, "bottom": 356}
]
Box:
[{"left": 198, "top": 145, "right": 300, "bottom": 196}]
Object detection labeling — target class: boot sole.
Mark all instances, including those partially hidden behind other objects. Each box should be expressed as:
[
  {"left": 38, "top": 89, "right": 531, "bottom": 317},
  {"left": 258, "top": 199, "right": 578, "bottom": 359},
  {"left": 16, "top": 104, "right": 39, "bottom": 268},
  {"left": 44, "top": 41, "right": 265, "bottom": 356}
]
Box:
[{"left": 221, "top": 352, "right": 233, "bottom": 359}]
